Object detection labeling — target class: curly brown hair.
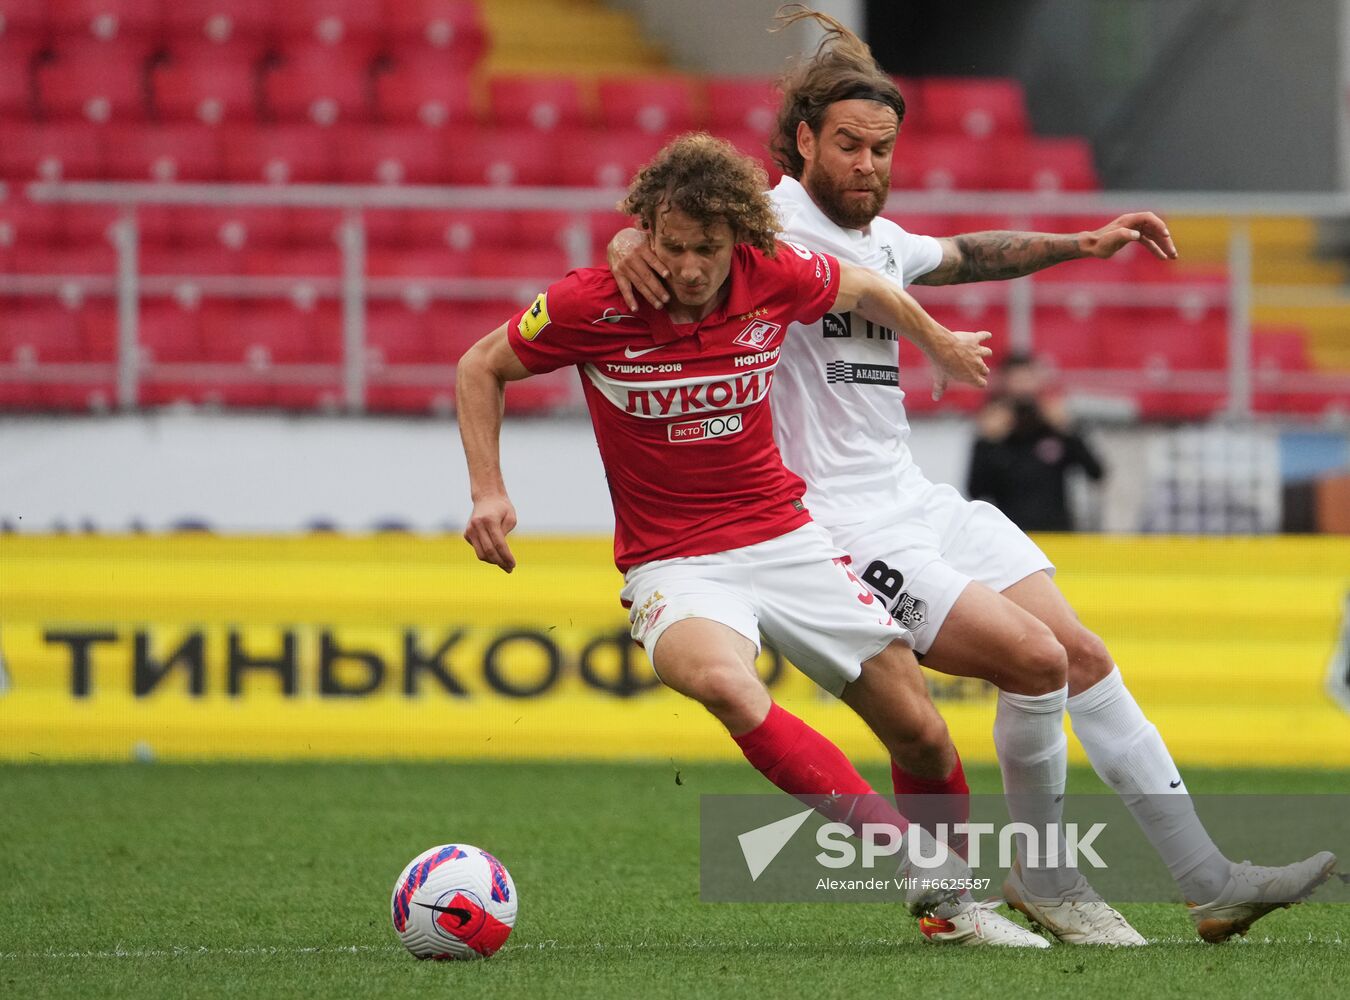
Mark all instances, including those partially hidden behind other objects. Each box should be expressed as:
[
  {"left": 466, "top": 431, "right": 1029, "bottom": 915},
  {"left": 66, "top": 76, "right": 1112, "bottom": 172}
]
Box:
[
  {"left": 770, "top": 5, "right": 906, "bottom": 179},
  {"left": 619, "top": 132, "right": 779, "bottom": 256}
]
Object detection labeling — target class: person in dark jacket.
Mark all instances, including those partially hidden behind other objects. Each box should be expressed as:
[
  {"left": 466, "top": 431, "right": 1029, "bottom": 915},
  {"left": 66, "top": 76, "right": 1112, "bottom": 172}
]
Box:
[{"left": 968, "top": 352, "right": 1104, "bottom": 531}]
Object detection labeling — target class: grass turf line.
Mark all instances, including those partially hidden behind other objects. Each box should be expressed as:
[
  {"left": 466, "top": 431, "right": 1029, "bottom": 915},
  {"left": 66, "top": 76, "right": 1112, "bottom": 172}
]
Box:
[{"left": 1, "top": 761, "right": 1345, "bottom": 1000}]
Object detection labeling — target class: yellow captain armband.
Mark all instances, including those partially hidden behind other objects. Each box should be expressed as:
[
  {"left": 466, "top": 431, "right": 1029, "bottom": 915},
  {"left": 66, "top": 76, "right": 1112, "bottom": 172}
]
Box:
[{"left": 517, "top": 292, "right": 551, "bottom": 341}]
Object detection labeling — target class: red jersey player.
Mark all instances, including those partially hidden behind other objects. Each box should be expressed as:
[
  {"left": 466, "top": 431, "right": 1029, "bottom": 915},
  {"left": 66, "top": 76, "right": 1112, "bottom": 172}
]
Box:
[{"left": 457, "top": 135, "right": 1042, "bottom": 943}]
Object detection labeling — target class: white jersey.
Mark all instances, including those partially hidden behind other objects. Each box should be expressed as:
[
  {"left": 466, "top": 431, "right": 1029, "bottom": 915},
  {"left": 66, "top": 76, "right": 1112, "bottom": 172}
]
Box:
[{"left": 769, "top": 176, "right": 943, "bottom": 529}]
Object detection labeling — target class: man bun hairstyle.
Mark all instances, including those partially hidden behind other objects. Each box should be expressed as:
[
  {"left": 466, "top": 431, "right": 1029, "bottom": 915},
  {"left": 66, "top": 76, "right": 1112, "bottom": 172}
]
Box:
[
  {"left": 619, "top": 132, "right": 780, "bottom": 256},
  {"left": 770, "top": 4, "right": 906, "bottom": 180}
]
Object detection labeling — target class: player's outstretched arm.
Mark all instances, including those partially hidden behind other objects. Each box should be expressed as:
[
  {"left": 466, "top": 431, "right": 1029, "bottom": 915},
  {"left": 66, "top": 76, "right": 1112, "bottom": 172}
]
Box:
[
  {"left": 834, "top": 261, "right": 991, "bottom": 400},
  {"left": 913, "top": 212, "right": 1177, "bottom": 286},
  {"left": 456, "top": 324, "right": 534, "bottom": 573},
  {"left": 608, "top": 227, "right": 669, "bottom": 310}
]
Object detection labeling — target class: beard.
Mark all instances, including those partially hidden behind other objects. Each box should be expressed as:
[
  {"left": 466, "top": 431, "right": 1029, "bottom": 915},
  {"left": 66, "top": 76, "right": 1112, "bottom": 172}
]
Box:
[{"left": 803, "top": 164, "right": 888, "bottom": 230}]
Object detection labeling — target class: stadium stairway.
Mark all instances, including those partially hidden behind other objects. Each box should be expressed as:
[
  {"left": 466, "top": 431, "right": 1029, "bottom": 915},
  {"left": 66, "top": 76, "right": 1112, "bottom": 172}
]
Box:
[{"left": 476, "top": 0, "right": 666, "bottom": 75}]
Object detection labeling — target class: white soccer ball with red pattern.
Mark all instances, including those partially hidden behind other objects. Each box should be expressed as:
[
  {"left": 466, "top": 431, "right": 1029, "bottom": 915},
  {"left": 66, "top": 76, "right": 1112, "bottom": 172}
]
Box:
[{"left": 390, "top": 844, "right": 518, "bottom": 960}]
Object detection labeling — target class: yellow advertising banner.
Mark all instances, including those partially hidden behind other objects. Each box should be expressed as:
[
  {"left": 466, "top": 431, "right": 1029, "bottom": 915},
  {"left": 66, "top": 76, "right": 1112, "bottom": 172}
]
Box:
[{"left": 1, "top": 533, "right": 1347, "bottom": 766}]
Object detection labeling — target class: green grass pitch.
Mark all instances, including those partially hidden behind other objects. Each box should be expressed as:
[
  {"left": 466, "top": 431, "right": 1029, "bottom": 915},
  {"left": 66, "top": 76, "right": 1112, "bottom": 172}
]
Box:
[{"left": 2, "top": 761, "right": 1346, "bottom": 999}]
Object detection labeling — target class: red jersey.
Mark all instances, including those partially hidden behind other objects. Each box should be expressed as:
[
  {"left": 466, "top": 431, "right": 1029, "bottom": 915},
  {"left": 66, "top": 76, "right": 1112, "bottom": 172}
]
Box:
[{"left": 507, "top": 241, "right": 841, "bottom": 572}]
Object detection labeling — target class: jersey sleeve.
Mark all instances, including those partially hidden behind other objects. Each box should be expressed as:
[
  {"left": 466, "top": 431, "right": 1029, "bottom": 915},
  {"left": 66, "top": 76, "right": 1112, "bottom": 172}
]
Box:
[
  {"left": 773, "top": 239, "right": 842, "bottom": 325},
  {"left": 505, "top": 271, "right": 611, "bottom": 374},
  {"left": 894, "top": 229, "right": 943, "bottom": 286}
]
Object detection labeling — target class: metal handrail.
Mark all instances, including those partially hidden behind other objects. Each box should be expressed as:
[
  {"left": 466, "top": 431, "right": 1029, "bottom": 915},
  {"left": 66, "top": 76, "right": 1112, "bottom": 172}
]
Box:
[{"left": 11, "top": 181, "right": 1350, "bottom": 418}]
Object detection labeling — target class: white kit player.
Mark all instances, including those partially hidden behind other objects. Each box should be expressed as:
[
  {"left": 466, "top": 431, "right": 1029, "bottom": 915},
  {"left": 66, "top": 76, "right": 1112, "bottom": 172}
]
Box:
[
  {"left": 609, "top": 8, "right": 1337, "bottom": 946},
  {"left": 459, "top": 133, "right": 1055, "bottom": 946}
]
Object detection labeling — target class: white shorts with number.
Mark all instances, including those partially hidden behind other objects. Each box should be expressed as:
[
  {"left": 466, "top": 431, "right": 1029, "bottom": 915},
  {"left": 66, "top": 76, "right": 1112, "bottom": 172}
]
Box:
[
  {"left": 827, "top": 480, "right": 1055, "bottom": 657},
  {"left": 620, "top": 521, "right": 913, "bottom": 696}
]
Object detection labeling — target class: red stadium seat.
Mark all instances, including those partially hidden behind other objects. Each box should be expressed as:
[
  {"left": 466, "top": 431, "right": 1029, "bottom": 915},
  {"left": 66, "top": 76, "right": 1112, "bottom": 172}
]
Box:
[
  {"left": 1107, "top": 306, "right": 1228, "bottom": 370},
  {"left": 158, "top": 205, "right": 290, "bottom": 250},
  {"left": 55, "top": 203, "right": 122, "bottom": 245},
  {"left": 0, "top": 300, "right": 117, "bottom": 411},
  {"left": 103, "top": 123, "right": 223, "bottom": 181},
  {"left": 890, "top": 75, "right": 923, "bottom": 131},
  {"left": 276, "top": 0, "right": 384, "bottom": 55},
  {"left": 596, "top": 76, "right": 697, "bottom": 134},
  {"left": 138, "top": 302, "right": 206, "bottom": 361},
  {"left": 36, "top": 41, "right": 150, "bottom": 121},
  {"left": 373, "top": 56, "right": 475, "bottom": 126},
  {"left": 138, "top": 302, "right": 209, "bottom": 406},
  {"left": 399, "top": 209, "right": 528, "bottom": 251},
  {"left": 0, "top": 199, "right": 62, "bottom": 270},
  {"left": 8, "top": 242, "right": 118, "bottom": 275},
  {"left": 487, "top": 75, "right": 587, "bottom": 131},
  {"left": 139, "top": 243, "right": 247, "bottom": 275},
  {"left": 0, "top": 303, "right": 88, "bottom": 362},
  {"left": 365, "top": 245, "right": 471, "bottom": 277},
  {"left": 919, "top": 77, "right": 1029, "bottom": 139},
  {"left": 445, "top": 126, "right": 560, "bottom": 187},
  {"left": 151, "top": 44, "right": 259, "bottom": 124},
  {"left": 1030, "top": 304, "right": 1123, "bottom": 370},
  {"left": 468, "top": 246, "right": 572, "bottom": 279},
  {"left": 900, "top": 136, "right": 995, "bottom": 191},
  {"left": 364, "top": 304, "right": 451, "bottom": 414},
  {"left": 426, "top": 300, "right": 521, "bottom": 361},
  {"left": 0, "top": 112, "right": 107, "bottom": 175},
  {"left": 198, "top": 301, "right": 340, "bottom": 408},
  {"left": 0, "top": 39, "right": 38, "bottom": 118},
  {"left": 717, "top": 128, "right": 781, "bottom": 182},
  {"left": 162, "top": 0, "right": 273, "bottom": 51},
  {"left": 555, "top": 128, "right": 663, "bottom": 188},
  {"left": 366, "top": 304, "right": 433, "bottom": 364},
  {"left": 334, "top": 124, "right": 450, "bottom": 184},
  {"left": 0, "top": 0, "right": 51, "bottom": 41},
  {"left": 990, "top": 138, "right": 1098, "bottom": 192},
  {"left": 704, "top": 75, "right": 779, "bottom": 134},
  {"left": 220, "top": 124, "right": 337, "bottom": 183},
  {"left": 242, "top": 245, "right": 342, "bottom": 278},
  {"left": 878, "top": 211, "right": 955, "bottom": 238},
  {"left": 1252, "top": 327, "right": 1311, "bottom": 373},
  {"left": 262, "top": 49, "right": 373, "bottom": 125},
  {"left": 386, "top": 0, "right": 487, "bottom": 65},
  {"left": 49, "top": 0, "right": 164, "bottom": 49}
]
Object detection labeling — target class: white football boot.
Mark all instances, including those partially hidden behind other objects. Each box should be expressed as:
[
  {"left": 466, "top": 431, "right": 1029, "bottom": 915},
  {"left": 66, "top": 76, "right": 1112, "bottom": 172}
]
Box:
[
  {"left": 1002, "top": 862, "right": 1146, "bottom": 946},
  {"left": 1187, "top": 851, "right": 1338, "bottom": 943},
  {"left": 918, "top": 900, "right": 1051, "bottom": 949}
]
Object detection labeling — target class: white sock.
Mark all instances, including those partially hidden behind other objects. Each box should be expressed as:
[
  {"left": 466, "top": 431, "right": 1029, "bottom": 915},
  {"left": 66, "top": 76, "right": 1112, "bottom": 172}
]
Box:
[
  {"left": 1067, "top": 666, "right": 1232, "bottom": 902},
  {"left": 993, "top": 685, "right": 1074, "bottom": 895}
]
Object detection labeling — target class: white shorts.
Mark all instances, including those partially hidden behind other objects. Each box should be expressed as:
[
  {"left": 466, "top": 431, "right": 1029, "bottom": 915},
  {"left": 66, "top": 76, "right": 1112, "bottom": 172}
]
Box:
[
  {"left": 619, "top": 522, "right": 914, "bottom": 696},
  {"left": 828, "top": 481, "right": 1054, "bottom": 656}
]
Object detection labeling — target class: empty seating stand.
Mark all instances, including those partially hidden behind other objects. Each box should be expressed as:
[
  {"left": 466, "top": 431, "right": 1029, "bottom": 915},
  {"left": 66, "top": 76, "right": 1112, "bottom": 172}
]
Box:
[{"left": 1, "top": 6, "right": 1301, "bottom": 420}]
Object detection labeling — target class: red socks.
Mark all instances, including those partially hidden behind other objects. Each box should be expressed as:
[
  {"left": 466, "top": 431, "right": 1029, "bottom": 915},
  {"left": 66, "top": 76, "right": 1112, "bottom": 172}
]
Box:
[
  {"left": 733, "top": 702, "right": 909, "bottom": 837},
  {"left": 891, "top": 753, "right": 970, "bottom": 859}
]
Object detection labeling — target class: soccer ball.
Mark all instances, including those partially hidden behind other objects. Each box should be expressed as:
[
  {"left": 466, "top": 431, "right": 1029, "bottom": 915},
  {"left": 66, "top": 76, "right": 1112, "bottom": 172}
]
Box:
[{"left": 390, "top": 844, "right": 518, "bottom": 960}]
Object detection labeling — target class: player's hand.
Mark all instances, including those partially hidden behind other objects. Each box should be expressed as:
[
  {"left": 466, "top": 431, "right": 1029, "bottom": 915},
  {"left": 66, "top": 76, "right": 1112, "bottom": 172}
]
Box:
[
  {"left": 1082, "top": 212, "right": 1178, "bottom": 261},
  {"left": 609, "top": 230, "right": 670, "bottom": 312},
  {"left": 463, "top": 493, "right": 519, "bottom": 573},
  {"left": 927, "top": 329, "right": 992, "bottom": 401}
]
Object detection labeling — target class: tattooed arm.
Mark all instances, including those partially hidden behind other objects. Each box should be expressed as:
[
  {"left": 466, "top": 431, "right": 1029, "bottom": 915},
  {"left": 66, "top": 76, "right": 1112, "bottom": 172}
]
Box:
[{"left": 912, "top": 212, "right": 1177, "bottom": 286}]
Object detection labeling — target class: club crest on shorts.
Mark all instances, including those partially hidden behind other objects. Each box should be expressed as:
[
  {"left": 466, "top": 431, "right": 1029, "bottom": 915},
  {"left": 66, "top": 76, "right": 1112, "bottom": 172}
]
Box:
[{"left": 893, "top": 592, "right": 928, "bottom": 631}]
